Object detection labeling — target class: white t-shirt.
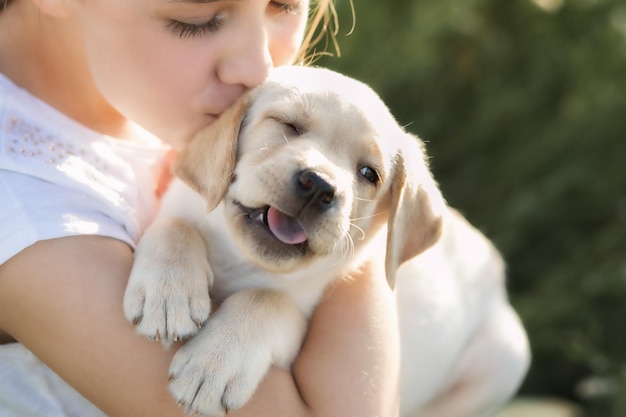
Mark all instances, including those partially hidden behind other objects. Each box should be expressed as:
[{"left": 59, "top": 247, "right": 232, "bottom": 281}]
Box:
[{"left": 0, "top": 73, "right": 170, "bottom": 416}]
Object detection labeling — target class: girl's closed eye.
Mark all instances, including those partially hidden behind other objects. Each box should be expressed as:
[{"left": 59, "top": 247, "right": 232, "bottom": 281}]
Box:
[
  {"left": 165, "top": 0, "right": 303, "bottom": 39},
  {"left": 166, "top": 12, "right": 227, "bottom": 38}
]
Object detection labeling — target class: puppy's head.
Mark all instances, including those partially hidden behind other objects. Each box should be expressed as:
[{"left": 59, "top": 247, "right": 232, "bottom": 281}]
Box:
[{"left": 174, "top": 66, "right": 446, "bottom": 286}]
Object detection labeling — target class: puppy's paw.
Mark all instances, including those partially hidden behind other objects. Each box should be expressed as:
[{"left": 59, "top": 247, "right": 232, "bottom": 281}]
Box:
[
  {"left": 124, "top": 268, "right": 212, "bottom": 348},
  {"left": 168, "top": 317, "right": 272, "bottom": 416},
  {"left": 123, "top": 218, "right": 213, "bottom": 348},
  {"left": 168, "top": 289, "right": 307, "bottom": 416}
]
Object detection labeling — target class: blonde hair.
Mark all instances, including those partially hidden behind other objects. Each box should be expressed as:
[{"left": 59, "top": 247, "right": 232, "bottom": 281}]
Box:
[{"left": 297, "top": 0, "right": 340, "bottom": 64}]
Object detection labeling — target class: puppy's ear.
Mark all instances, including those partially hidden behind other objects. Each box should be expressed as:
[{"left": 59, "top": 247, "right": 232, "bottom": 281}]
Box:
[
  {"left": 173, "top": 94, "right": 252, "bottom": 211},
  {"left": 385, "top": 133, "right": 447, "bottom": 288}
]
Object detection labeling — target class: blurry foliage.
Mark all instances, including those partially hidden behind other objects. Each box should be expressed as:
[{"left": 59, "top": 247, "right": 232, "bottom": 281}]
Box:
[{"left": 318, "top": 0, "right": 626, "bottom": 415}]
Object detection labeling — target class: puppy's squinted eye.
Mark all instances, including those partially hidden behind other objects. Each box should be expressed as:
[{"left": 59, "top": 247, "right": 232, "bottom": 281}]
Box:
[
  {"left": 284, "top": 122, "right": 301, "bottom": 136},
  {"left": 269, "top": 116, "right": 303, "bottom": 137},
  {"left": 359, "top": 166, "right": 380, "bottom": 185}
]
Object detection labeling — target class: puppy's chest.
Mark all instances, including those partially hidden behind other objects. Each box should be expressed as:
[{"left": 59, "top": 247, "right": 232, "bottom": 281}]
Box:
[
  {"left": 198, "top": 212, "right": 333, "bottom": 316},
  {"left": 208, "top": 257, "right": 334, "bottom": 318}
]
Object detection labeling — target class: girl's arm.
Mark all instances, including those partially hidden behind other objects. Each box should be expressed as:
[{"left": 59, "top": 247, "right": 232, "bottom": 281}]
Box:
[{"left": 0, "top": 235, "right": 399, "bottom": 417}]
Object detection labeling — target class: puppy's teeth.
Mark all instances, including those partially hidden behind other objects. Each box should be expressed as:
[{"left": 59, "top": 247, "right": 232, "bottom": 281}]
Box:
[{"left": 262, "top": 207, "right": 271, "bottom": 225}]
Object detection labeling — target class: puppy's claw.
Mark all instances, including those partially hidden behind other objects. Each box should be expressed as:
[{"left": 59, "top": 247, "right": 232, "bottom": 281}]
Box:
[
  {"left": 132, "top": 316, "right": 142, "bottom": 326},
  {"left": 193, "top": 318, "right": 203, "bottom": 329}
]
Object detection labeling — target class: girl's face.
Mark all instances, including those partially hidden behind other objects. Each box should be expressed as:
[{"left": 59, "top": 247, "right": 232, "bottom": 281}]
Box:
[{"left": 68, "top": 0, "right": 309, "bottom": 147}]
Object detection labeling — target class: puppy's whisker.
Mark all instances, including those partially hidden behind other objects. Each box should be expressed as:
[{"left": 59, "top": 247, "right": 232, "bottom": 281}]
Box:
[
  {"left": 334, "top": 234, "right": 353, "bottom": 267},
  {"left": 332, "top": 242, "right": 349, "bottom": 268},
  {"left": 350, "top": 215, "right": 373, "bottom": 222},
  {"left": 346, "top": 233, "right": 356, "bottom": 262},
  {"left": 353, "top": 197, "right": 376, "bottom": 203},
  {"left": 349, "top": 222, "right": 366, "bottom": 241},
  {"left": 346, "top": 233, "right": 355, "bottom": 257},
  {"left": 329, "top": 228, "right": 355, "bottom": 267},
  {"left": 350, "top": 211, "right": 386, "bottom": 222}
]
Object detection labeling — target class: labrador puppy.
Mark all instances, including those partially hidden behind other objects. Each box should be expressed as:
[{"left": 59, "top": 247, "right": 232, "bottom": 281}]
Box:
[{"left": 124, "top": 66, "right": 530, "bottom": 417}]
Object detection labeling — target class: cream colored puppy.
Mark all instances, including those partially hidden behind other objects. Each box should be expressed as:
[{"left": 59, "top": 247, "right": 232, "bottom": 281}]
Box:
[{"left": 124, "top": 66, "right": 530, "bottom": 417}]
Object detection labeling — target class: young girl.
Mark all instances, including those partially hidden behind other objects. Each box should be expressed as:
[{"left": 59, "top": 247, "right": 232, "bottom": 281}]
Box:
[{"left": 0, "top": 1, "right": 400, "bottom": 416}]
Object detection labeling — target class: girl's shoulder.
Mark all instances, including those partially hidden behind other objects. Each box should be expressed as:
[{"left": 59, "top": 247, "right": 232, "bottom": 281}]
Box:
[
  {"left": 0, "top": 72, "right": 170, "bottom": 265},
  {"left": 0, "top": 71, "right": 167, "bottom": 159}
]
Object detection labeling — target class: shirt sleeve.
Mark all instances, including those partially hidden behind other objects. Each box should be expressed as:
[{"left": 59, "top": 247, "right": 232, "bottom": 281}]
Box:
[
  {"left": 0, "top": 343, "right": 107, "bottom": 417},
  {"left": 0, "top": 170, "right": 136, "bottom": 265}
]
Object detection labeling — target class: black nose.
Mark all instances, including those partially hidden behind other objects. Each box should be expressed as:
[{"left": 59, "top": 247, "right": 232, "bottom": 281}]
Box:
[{"left": 296, "top": 169, "right": 335, "bottom": 205}]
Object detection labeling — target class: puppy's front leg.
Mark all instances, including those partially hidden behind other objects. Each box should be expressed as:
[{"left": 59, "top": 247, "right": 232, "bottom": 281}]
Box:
[
  {"left": 124, "top": 217, "right": 213, "bottom": 348},
  {"left": 168, "top": 289, "right": 307, "bottom": 417}
]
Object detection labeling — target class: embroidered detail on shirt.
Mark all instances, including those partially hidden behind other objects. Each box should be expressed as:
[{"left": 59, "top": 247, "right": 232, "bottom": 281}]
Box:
[
  {"left": 1, "top": 111, "right": 134, "bottom": 210},
  {"left": 2, "top": 115, "right": 106, "bottom": 169}
]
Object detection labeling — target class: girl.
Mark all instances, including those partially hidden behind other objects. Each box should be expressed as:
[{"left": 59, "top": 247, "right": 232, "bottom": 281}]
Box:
[{"left": 0, "top": 0, "right": 400, "bottom": 416}]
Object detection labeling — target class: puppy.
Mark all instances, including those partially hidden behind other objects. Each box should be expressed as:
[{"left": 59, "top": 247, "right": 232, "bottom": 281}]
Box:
[{"left": 124, "top": 66, "right": 530, "bottom": 417}]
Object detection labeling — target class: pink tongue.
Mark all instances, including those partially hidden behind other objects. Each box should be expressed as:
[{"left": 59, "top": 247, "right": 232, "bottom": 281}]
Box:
[{"left": 266, "top": 207, "right": 307, "bottom": 245}]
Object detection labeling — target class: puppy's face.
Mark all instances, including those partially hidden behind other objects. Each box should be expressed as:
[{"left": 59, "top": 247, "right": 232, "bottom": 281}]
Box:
[
  {"left": 223, "top": 85, "right": 390, "bottom": 273},
  {"left": 175, "top": 66, "right": 446, "bottom": 283}
]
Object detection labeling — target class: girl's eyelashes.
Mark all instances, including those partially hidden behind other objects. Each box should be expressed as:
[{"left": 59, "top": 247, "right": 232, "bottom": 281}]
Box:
[
  {"left": 166, "top": 14, "right": 225, "bottom": 38},
  {"left": 166, "top": 0, "right": 302, "bottom": 39}
]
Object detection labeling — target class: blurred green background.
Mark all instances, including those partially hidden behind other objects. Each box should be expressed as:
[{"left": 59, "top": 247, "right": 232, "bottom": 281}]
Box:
[{"left": 316, "top": 0, "right": 626, "bottom": 415}]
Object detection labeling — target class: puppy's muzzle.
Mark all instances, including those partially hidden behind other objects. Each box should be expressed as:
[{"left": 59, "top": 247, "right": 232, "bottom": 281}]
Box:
[
  {"left": 295, "top": 169, "right": 336, "bottom": 213},
  {"left": 258, "top": 169, "right": 338, "bottom": 249}
]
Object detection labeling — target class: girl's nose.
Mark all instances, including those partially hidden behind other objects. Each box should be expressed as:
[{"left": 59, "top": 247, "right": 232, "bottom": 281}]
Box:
[{"left": 216, "top": 22, "right": 273, "bottom": 89}]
